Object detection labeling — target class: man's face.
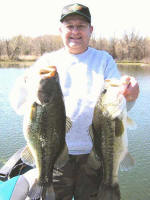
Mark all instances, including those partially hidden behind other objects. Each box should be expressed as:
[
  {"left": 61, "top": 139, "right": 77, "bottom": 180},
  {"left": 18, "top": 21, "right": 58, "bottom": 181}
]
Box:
[{"left": 59, "top": 15, "right": 93, "bottom": 54}]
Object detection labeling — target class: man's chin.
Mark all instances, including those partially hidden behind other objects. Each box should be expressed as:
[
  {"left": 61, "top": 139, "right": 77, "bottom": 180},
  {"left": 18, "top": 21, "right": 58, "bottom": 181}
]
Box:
[
  {"left": 69, "top": 42, "right": 80, "bottom": 46},
  {"left": 69, "top": 42, "right": 82, "bottom": 49}
]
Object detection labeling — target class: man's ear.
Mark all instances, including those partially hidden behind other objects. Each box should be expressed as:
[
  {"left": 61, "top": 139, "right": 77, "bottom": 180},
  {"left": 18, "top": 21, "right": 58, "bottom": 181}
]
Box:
[
  {"left": 90, "top": 25, "right": 93, "bottom": 34},
  {"left": 59, "top": 24, "right": 62, "bottom": 33}
]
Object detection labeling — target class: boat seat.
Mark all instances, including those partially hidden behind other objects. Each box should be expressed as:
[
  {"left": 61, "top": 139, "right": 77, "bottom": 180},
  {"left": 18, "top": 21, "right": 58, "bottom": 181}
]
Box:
[{"left": 0, "top": 147, "right": 32, "bottom": 181}]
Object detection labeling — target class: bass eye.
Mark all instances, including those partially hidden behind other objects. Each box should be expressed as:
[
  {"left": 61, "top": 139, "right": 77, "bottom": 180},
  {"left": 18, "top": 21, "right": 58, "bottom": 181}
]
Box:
[{"left": 103, "top": 89, "right": 107, "bottom": 94}]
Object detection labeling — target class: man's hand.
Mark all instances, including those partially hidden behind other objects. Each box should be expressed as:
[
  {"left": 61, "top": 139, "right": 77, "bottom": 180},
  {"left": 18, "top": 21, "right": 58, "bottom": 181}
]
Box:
[{"left": 120, "top": 75, "right": 139, "bottom": 102}]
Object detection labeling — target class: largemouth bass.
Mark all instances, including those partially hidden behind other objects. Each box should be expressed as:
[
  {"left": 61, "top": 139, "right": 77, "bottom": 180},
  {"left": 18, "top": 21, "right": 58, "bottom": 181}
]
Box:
[
  {"left": 90, "top": 79, "right": 135, "bottom": 200},
  {"left": 21, "top": 66, "right": 69, "bottom": 200}
]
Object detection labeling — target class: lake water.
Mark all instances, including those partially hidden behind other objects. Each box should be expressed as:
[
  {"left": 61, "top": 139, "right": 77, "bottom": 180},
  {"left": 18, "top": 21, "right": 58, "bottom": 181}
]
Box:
[{"left": 0, "top": 64, "right": 150, "bottom": 200}]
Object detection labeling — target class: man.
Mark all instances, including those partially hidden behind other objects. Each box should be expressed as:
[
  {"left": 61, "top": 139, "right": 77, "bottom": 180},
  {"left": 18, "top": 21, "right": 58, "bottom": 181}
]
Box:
[{"left": 8, "top": 3, "right": 139, "bottom": 200}]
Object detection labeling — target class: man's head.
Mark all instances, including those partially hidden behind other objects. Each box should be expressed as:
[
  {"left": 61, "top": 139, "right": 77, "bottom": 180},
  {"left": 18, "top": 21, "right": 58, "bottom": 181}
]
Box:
[
  {"left": 59, "top": 3, "right": 93, "bottom": 54},
  {"left": 60, "top": 3, "right": 91, "bottom": 24}
]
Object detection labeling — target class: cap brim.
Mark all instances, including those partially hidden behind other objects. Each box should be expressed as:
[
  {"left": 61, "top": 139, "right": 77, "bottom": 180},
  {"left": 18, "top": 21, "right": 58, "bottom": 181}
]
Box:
[{"left": 60, "top": 11, "right": 91, "bottom": 23}]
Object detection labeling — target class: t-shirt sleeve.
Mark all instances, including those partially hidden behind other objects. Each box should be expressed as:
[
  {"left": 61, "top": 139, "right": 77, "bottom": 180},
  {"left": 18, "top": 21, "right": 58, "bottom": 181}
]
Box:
[
  {"left": 10, "top": 53, "right": 51, "bottom": 115},
  {"left": 9, "top": 74, "right": 28, "bottom": 115},
  {"left": 103, "top": 53, "right": 120, "bottom": 80},
  {"left": 31, "top": 53, "right": 51, "bottom": 69}
]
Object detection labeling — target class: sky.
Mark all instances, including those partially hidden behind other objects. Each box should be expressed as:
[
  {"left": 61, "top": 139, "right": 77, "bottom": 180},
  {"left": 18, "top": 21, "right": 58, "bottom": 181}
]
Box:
[{"left": 0, "top": 0, "right": 150, "bottom": 39}]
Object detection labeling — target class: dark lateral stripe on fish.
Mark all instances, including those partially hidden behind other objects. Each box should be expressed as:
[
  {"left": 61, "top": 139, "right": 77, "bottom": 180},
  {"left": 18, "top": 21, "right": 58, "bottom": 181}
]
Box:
[
  {"left": 101, "top": 118, "right": 115, "bottom": 185},
  {"left": 115, "top": 118, "right": 124, "bottom": 137}
]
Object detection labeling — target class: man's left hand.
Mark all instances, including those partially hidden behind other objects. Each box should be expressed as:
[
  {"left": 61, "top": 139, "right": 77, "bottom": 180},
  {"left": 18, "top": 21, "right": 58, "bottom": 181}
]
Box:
[{"left": 120, "top": 75, "right": 139, "bottom": 102}]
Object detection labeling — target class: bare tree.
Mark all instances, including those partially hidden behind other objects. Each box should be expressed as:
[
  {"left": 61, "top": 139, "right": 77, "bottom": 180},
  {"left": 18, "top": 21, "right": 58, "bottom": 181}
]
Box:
[
  {"left": 109, "top": 37, "right": 117, "bottom": 59},
  {"left": 0, "top": 40, "right": 5, "bottom": 59},
  {"left": 0, "top": 32, "right": 150, "bottom": 63}
]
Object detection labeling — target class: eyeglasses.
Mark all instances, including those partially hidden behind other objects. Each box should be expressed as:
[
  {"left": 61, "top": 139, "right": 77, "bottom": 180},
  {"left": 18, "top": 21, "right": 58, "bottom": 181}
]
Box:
[{"left": 62, "top": 24, "right": 90, "bottom": 31}]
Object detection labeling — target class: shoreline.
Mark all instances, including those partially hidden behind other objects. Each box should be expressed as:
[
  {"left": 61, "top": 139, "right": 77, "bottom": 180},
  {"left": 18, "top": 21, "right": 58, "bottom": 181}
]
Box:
[
  {"left": 117, "top": 62, "right": 150, "bottom": 67},
  {"left": 0, "top": 59, "right": 150, "bottom": 68}
]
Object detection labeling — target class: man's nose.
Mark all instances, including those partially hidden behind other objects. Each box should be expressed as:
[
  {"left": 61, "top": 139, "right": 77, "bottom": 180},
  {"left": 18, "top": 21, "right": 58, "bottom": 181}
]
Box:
[{"left": 72, "top": 26, "right": 80, "bottom": 33}]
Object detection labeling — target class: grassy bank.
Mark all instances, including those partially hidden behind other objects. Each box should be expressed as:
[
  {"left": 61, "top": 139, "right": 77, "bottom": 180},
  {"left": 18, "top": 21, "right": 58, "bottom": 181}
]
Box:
[
  {"left": 0, "top": 60, "right": 34, "bottom": 68},
  {"left": 0, "top": 56, "right": 37, "bottom": 68}
]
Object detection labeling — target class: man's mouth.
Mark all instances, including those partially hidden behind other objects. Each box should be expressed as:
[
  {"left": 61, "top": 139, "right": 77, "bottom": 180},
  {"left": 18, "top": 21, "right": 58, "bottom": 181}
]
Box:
[{"left": 70, "top": 37, "right": 82, "bottom": 41}]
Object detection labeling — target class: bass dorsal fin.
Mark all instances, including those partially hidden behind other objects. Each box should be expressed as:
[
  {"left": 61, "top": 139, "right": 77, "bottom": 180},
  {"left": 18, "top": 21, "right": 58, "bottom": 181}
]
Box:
[{"left": 66, "top": 116, "right": 72, "bottom": 133}]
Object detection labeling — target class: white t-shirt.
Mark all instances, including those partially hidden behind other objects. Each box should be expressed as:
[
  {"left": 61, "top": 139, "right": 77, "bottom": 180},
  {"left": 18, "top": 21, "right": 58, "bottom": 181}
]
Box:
[{"left": 10, "top": 47, "right": 120, "bottom": 155}]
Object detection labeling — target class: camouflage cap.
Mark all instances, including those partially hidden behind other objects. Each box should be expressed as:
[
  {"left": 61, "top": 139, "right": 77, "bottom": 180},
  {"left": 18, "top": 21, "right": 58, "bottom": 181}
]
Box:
[{"left": 60, "top": 3, "right": 91, "bottom": 23}]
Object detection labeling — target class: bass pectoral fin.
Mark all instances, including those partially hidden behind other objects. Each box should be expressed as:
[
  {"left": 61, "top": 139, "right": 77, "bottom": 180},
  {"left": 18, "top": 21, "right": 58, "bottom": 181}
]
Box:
[
  {"left": 127, "top": 116, "right": 137, "bottom": 130},
  {"left": 87, "top": 125, "right": 101, "bottom": 170},
  {"left": 21, "top": 145, "right": 35, "bottom": 167},
  {"left": 89, "top": 125, "right": 94, "bottom": 141},
  {"left": 119, "top": 152, "right": 135, "bottom": 171},
  {"left": 87, "top": 147, "right": 101, "bottom": 170},
  {"left": 54, "top": 143, "right": 69, "bottom": 169}
]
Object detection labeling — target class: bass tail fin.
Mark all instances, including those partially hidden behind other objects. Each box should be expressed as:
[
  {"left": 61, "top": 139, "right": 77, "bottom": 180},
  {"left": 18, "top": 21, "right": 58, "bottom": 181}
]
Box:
[
  {"left": 97, "top": 183, "right": 121, "bottom": 200},
  {"left": 42, "top": 184, "right": 55, "bottom": 200},
  {"left": 28, "top": 181, "right": 55, "bottom": 200}
]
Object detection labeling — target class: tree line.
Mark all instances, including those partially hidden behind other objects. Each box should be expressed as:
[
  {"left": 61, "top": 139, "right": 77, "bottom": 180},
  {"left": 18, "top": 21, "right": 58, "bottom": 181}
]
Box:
[{"left": 0, "top": 32, "right": 150, "bottom": 63}]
